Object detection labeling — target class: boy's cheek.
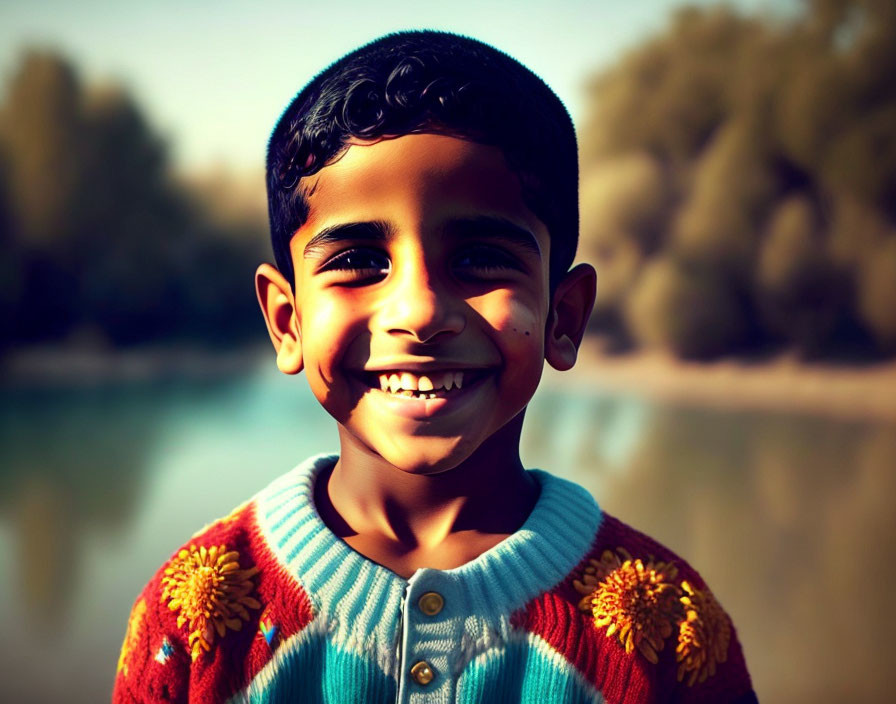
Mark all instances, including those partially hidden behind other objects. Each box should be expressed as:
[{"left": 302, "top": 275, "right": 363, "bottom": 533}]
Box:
[
  {"left": 302, "top": 296, "right": 341, "bottom": 332},
  {"left": 479, "top": 295, "right": 544, "bottom": 343},
  {"left": 303, "top": 303, "right": 367, "bottom": 366}
]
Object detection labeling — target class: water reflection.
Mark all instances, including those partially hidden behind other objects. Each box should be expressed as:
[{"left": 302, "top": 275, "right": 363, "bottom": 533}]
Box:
[
  {"left": 1, "top": 369, "right": 894, "bottom": 702},
  {"left": 526, "top": 390, "right": 896, "bottom": 702},
  {"left": 0, "top": 384, "right": 156, "bottom": 632}
]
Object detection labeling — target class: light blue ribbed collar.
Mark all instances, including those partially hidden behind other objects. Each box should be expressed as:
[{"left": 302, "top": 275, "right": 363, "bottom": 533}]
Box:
[{"left": 255, "top": 454, "right": 602, "bottom": 645}]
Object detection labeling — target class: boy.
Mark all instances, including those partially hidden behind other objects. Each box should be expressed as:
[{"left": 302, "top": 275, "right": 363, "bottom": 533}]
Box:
[{"left": 113, "top": 31, "right": 756, "bottom": 703}]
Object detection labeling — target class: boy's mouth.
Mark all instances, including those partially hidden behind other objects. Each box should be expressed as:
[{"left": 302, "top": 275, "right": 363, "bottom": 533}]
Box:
[{"left": 361, "top": 370, "right": 486, "bottom": 400}]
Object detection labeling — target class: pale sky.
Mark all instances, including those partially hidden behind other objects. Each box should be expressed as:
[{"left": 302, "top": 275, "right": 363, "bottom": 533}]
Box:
[{"left": 0, "top": 0, "right": 793, "bottom": 171}]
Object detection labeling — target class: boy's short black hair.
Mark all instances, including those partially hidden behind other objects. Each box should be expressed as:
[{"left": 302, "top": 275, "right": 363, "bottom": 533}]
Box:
[{"left": 266, "top": 30, "right": 578, "bottom": 288}]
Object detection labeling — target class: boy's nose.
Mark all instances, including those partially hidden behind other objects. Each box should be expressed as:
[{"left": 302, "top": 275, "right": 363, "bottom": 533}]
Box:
[{"left": 378, "top": 270, "right": 465, "bottom": 343}]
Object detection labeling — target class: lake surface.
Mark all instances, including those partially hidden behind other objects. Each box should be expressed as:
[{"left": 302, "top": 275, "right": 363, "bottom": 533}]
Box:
[{"left": 1, "top": 357, "right": 894, "bottom": 703}]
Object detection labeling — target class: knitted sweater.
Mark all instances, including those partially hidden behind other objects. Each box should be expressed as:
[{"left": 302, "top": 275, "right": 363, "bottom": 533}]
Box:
[{"left": 113, "top": 454, "right": 756, "bottom": 703}]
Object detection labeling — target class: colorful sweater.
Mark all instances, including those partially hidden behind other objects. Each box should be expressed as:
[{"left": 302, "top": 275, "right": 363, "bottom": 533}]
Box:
[{"left": 113, "top": 454, "right": 757, "bottom": 703}]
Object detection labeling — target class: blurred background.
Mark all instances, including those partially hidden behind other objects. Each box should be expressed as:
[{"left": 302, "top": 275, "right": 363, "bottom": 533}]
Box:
[{"left": 1, "top": 0, "right": 894, "bottom": 701}]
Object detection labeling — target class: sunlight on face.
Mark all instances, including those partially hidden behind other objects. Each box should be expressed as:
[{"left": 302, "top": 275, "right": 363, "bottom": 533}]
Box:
[{"left": 289, "top": 134, "right": 553, "bottom": 473}]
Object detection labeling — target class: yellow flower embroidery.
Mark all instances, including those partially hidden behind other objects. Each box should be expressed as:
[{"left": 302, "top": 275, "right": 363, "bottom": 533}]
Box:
[
  {"left": 160, "top": 544, "right": 261, "bottom": 661},
  {"left": 676, "top": 580, "right": 730, "bottom": 686},
  {"left": 575, "top": 548, "right": 682, "bottom": 663},
  {"left": 117, "top": 598, "right": 147, "bottom": 677},
  {"left": 573, "top": 549, "right": 628, "bottom": 610}
]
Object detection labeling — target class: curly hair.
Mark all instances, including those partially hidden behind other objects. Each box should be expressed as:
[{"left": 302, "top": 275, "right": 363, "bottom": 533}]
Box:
[{"left": 266, "top": 30, "right": 578, "bottom": 288}]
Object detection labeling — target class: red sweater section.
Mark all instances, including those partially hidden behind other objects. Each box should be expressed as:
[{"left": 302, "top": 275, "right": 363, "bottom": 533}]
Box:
[
  {"left": 114, "top": 504, "right": 755, "bottom": 703},
  {"left": 512, "top": 513, "right": 754, "bottom": 704},
  {"left": 112, "top": 503, "right": 315, "bottom": 704}
]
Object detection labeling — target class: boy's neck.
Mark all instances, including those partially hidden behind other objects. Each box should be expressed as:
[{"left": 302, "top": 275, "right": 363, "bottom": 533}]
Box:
[{"left": 314, "top": 418, "right": 539, "bottom": 577}]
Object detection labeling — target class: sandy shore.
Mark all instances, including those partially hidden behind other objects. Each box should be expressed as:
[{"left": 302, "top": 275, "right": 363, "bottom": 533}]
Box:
[{"left": 547, "top": 337, "right": 896, "bottom": 424}]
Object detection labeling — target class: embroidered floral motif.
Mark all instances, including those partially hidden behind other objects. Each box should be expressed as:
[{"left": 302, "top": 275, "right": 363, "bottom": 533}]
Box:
[
  {"left": 574, "top": 546, "right": 735, "bottom": 683},
  {"left": 160, "top": 544, "right": 261, "bottom": 661},
  {"left": 676, "top": 580, "right": 731, "bottom": 686},
  {"left": 575, "top": 548, "right": 682, "bottom": 664},
  {"left": 573, "top": 548, "right": 630, "bottom": 610},
  {"left": 154, "top": 636, "right": 175, "bottom": 664},
  {"left": 117, "top": 598, "right": 147, "bottom": 676}
]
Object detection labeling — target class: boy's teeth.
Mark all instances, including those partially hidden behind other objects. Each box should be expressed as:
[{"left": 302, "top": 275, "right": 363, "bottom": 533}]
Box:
[{"left": 375, "top": 370, "right": 466, "bottom": 394}]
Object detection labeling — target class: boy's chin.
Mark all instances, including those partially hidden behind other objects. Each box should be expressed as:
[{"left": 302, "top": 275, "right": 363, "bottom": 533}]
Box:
[
  {"left": 380, "top": 447, "right": 469, "bottom": 477},
  {"left": 365, "top": 435, "right": 477, "bottom": 477},
  {"left": 341, "top": 411, "right": 528, "bottom": 476}
]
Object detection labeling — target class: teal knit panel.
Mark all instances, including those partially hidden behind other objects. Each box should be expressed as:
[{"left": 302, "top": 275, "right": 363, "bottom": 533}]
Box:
[
  {"left": 456, "top": 635, "right": 605, "bottom": 704},
  {"left": 239, "top": 633, "right": 396, "bottom": 704}
]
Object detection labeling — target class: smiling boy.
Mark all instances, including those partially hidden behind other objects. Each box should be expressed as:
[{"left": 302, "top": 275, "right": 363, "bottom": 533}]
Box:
[
  {"left": 263, "top": 132, "right": 562, "bottom": 577},
  {"left": 113, "top": 31, "right": 756, "bottom": 703}
]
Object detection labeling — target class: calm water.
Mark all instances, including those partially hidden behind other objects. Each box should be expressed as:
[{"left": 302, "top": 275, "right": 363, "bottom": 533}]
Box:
[{"left": 1, "top": 359, "right": 894, "bottom": 703}]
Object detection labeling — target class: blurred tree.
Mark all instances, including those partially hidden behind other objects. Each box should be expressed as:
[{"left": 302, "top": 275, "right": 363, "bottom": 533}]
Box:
[
  {"left": 625, "top": 254, "right": 747, "bottom": 359},
  {"left": 756, "top": 196, "right": 846, "bottom": 355},
  {"left": 581, "top": 7, "right": 766, "bottom": 165},
  {"left": 0, "top": 52, "right": 88, "bottom": 342},
  {"left": 857, "top": 235, "right": 896, "bottom": 350},
  {"left": 580, "top": 0, "right": 896, "bottom": 358},
  {"left": 579, "top": 152, "right": 667, "bottom": 342},
  {"left": 75, "top": 84, "right": 193, "bottom": 344},
  {"left": 0, "top": 52, "right": 86, "bottom": 249},
  {"left": 673, "top": 119, "right": 775, "bottom": 277},
  {"left": 0, "top": 155, "right": 23, "bottom": 355},
  {"left": 0, "top": 50, "right": 267, "bottom": 351}
]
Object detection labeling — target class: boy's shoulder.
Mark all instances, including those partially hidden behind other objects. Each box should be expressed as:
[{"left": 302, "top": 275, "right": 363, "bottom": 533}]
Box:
[
  {"left": 112, "top": 494, "right": 315, "bottom": 703},
  {"left": 113, "top": 463, "right": 756, "bottom": 703},
  {"left": 514, "top": 507, "right": 757, "bottom": 703}
]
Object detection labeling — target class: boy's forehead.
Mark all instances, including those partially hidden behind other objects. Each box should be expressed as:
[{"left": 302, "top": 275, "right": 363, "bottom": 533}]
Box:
[{"left": 295, "top": 133, "right": 549, "bottom": 242}]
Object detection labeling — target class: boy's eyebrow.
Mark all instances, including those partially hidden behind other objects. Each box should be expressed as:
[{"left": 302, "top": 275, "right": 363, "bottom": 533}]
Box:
[
  {"left": 302, "top": 216, "right": 542, "bottom": 258},
  {"left": 446, "top": 216, "right": 542, "bottom": 258},
  {"left": 303, "top": 221, "right": 393, "bottom": 257}
]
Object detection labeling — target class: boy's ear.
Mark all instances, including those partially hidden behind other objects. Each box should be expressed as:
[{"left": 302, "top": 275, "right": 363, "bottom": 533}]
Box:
[
  {"left": 255, "top": 263, "right": 303, "bottom": 375},
  {"left": 544, "top": 263, "right": 597, "bottom": 371}
]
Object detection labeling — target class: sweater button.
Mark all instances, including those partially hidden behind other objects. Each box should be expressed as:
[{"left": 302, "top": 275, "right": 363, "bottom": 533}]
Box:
[
  {"left": 417, "top": 591, "right": 444, "bottom": 616},
  {"left": 410, "top": 660, "right": 435, "bottom": 685}
]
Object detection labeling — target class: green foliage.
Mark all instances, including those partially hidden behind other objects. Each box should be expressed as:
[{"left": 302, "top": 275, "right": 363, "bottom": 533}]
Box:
[
  {"left": 672, "top": 119, "right": 775, "bottom": 275},
  {"left": 0, "top": 53, "right": 86, "bottom": 249},
  {"left": 579, "top": 152, "right": 667, "bottom": 312},
  {"left": 755, "top": 197, "right": 846, "bottom": 354},
  {"left": 625, "top": 255, "right": 747, "bottom": 359},
  {"left": 858, "top": 236, "right": 896, "bottom": 350},
  {"left": 581, "top": 6, "right": 767, "bottom": 165},
  {"left": 0, "top": 50, "right": 267, "bottom": 349},
  {"left": 580, "top": 0, "right": 896, "bottom": 359}
]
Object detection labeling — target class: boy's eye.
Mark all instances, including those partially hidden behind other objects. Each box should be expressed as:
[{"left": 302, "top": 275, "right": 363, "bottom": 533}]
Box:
[
  {"left": 319, "top": 248, "right": 390, "bottom": 282},
  {"left": 452, "top": 245, "right": 522, "bottom": 277}
]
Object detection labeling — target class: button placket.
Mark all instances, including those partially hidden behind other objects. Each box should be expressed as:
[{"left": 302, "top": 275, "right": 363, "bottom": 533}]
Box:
[
  {"left": 417, "top": 591, "right": 444, "bottom": 616},
  {"left": 399, "top": 570, "right": 461, "bottom": 702},
  {"left": 410, "top": 660, "right": 435, "bottom": 685}
]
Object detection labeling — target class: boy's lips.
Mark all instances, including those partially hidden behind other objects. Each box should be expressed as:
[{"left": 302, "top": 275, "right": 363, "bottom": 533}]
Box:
[{"left": 350, "top": 366, "right": 494, "bottom": 419}]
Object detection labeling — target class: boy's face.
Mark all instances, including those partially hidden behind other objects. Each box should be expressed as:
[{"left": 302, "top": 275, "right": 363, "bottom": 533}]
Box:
[{"left": 258, "top": 133, "right": 589, "bottom": 474}]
